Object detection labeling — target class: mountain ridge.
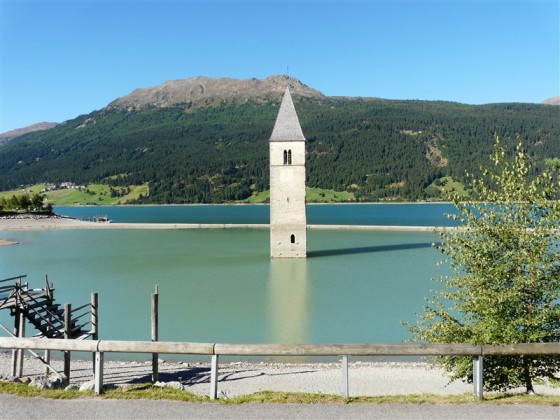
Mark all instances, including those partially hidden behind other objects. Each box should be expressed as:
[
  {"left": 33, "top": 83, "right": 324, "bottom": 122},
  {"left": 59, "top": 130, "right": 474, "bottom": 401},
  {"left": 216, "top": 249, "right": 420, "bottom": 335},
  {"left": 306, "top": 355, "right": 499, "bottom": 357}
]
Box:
[
  {"left": 1, "top": 75, "right": 558, "bottom": 204},
  {"left": 2, "top": 76, "right": 557, "bottom": 139},
  {"left": 108, "top": 75, "right": 324, "bottom": 111},
  {"left": 0, "top": 122, "right": 58, "bottom": 144}
]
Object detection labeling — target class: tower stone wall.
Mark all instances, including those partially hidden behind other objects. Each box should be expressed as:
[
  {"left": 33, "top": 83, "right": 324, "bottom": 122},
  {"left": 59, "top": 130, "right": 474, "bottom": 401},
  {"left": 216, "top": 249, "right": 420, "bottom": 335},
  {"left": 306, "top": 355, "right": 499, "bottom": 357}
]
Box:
[{"left": 269, "top": 88, "right": 307, "bottom": 258}]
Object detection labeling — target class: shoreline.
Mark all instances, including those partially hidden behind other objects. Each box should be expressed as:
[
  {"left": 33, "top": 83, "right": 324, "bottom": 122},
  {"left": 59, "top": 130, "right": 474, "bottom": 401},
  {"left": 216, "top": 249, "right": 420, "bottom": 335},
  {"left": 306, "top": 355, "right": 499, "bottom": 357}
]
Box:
[
  {"left": 50, "top": 201, "right": 454, "bottom": 207},
  {"left": 0, "top": 216, "right": 453, "bottom": 235},
  {"left": 1, "top": 352, "right": 556, "bottom": 397}
]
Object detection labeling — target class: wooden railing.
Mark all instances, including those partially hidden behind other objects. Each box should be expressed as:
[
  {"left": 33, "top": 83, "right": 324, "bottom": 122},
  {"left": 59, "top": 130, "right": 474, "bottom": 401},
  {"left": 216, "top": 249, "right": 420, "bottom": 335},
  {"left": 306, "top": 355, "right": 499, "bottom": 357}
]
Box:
[
  {"left": 0, "top": 337, "right": 558, "bottom": 400},
  {"left": 0, "top": 278, "right": 98, "bottom": 380}
]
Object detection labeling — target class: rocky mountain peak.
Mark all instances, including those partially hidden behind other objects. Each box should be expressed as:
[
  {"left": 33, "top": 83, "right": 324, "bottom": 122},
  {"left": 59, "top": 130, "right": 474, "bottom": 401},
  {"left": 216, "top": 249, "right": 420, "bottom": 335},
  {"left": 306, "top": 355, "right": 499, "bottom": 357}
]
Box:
[
  {"left": 542, "top": 96, "right": 560, "bottom": 105},
  {"left": 109, "top": 75, "right": 325, "bottom": 111}
]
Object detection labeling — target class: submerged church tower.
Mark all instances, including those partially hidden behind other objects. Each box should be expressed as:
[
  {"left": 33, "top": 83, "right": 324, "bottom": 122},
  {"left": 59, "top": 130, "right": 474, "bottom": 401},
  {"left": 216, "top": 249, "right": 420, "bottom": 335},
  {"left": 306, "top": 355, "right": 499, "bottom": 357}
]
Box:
[{"left": 269, "top": 87, "right": 307, "bottom": 258}]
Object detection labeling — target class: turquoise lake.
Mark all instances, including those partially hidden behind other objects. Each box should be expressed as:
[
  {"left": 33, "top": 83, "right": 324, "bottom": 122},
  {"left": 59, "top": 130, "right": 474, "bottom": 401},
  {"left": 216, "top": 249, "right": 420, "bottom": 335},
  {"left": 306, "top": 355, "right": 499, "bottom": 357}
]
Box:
[
  {"left": 52, "top": 203, "right": 459, "bottom": 226},
  {"left": 0, "top": 204, "right": 455, "bottom": 360}
]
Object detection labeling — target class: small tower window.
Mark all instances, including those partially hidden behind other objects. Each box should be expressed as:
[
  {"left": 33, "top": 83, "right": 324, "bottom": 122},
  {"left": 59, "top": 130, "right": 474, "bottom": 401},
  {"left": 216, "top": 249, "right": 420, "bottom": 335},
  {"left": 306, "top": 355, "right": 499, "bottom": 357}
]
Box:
[
  {"left": 290, "top": 234, "right": 296, "bottom": 244},
  {"left": 283, "top": 150, "right": 288, "bottom": 165},
  {"left": 287, "top": 150, "right": 292, "bottom": 165}
]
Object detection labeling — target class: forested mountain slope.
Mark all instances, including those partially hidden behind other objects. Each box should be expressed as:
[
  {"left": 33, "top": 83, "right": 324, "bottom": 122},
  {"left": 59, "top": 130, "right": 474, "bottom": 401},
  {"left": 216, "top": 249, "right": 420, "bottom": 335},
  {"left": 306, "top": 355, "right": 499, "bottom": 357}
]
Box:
[{"left": 1, "top": 78, "right": 558, "bottom": 203}]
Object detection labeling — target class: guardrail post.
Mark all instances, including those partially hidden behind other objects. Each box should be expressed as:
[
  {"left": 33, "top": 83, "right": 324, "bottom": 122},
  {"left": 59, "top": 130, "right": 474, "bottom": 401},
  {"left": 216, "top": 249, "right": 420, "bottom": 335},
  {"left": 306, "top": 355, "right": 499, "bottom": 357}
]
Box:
[
  {"left": 94, "top": 351, "right": 104, "bottom": 395},
  {"left": 341, "top": 355, "right": 349, "bottom": 398},
  {"left": 16, "top": 311, "right": 25, "bottom": 377},
  {"left": 210, "top": 354, "right": 219, "bottom": 400},
  {"left": 11, "top": 309, "right": 20, "bottom": 377},
  {"left": 473, "top": 355, "right": 483, "bottom": 400}
]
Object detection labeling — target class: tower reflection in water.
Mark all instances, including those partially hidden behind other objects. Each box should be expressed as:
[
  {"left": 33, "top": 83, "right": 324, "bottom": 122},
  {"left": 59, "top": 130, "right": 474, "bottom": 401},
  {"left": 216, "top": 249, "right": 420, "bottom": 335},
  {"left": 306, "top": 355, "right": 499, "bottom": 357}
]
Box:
[{"left": 268, "top": 258, "right": 310, "bottom": 355}]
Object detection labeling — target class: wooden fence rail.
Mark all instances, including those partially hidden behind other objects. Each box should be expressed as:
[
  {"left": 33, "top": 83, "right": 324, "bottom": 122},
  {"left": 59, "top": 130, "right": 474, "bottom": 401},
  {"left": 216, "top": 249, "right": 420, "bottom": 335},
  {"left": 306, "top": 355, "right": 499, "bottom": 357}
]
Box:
[
  {"left": 1, "top": 337, "right": 558, "bottom": 400},
  {"left": 213, "top": 343, "right": 482, "bottom": 356}
]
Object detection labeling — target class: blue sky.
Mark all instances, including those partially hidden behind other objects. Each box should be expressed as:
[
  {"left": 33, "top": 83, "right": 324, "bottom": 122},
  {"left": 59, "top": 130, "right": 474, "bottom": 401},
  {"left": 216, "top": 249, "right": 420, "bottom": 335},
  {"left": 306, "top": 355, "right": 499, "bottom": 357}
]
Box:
[{"left": 1, "top": 0, "right": 559, "bottom": 133}]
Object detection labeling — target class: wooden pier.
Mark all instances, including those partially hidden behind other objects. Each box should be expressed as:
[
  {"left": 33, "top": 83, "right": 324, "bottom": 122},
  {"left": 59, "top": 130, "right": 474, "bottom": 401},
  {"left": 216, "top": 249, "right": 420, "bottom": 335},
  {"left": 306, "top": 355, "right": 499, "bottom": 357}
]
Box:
[{"left": 0, "top": 275, "right": 98, "bottom": 382}]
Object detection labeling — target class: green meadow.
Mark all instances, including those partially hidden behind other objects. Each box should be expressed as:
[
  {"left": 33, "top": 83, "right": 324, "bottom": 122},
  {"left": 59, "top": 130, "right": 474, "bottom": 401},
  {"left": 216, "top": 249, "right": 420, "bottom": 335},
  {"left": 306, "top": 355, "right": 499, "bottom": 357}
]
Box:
[
  {"left": 244, "top": 188, "right": 355, "bottom": 204},
  {"left": 0, "top": 183, "right": 148, "bottom": 206},
  {"left": 3, "top": 184, "right": 354, "bottom": 206}
]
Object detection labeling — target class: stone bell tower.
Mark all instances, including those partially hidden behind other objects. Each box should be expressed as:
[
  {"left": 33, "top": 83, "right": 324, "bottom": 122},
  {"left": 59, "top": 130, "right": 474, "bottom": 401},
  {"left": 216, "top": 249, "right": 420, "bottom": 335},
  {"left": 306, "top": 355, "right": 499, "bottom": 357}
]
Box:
[{"left": 269, "top": 87, "right": 307, "bottom": 258}]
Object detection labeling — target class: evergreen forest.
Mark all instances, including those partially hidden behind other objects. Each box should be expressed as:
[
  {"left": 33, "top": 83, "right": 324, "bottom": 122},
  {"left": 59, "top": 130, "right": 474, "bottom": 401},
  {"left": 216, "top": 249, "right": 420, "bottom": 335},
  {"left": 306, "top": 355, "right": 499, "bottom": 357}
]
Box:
[{"left": 0, "top": 97, "right": 558, "bottom": 203}]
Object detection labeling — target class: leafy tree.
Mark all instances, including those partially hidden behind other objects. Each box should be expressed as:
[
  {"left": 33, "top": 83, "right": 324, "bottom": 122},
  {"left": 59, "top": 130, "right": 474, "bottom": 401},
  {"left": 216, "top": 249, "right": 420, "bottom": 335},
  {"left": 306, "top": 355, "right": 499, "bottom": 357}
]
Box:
[
  {"left": 409, "top": 137, "right": 560, "bottom": 393},
  {"left": 31, "top": 193, "right": 45, "bottom": 211},
  {"left": 16, "top": 194, "right": 31, "bottom": 210},
  {"left": 0, "top": 192, "right": 51, "bottom": 212}
]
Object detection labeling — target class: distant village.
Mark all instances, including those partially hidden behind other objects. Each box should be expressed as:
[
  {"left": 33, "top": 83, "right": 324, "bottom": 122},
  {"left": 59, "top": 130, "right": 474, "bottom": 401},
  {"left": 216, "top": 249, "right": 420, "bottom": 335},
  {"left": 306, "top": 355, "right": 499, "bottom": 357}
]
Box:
[
  {"left": 35, "top": 182, "right": 86, "bottom": 193},
  {"left": 19, "top": 182, "right": 86, "bottom": 195}
]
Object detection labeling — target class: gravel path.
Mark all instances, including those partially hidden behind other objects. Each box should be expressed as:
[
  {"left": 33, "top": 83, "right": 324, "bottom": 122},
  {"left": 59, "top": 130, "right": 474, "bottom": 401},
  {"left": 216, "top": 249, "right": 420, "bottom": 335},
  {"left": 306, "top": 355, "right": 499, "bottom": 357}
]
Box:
[{"left": 1, "top": 352, "right": 557, "bottom": 398}]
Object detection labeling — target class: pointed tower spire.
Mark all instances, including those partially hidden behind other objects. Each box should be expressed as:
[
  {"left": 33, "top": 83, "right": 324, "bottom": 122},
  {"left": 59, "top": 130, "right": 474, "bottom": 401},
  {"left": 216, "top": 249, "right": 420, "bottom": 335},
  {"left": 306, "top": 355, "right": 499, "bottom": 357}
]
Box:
[
  {"left": 270, "top": 88, "right": 306, "bottom": 142},
  {"left": 269, "top": 86, "right": 307, "bottom": 258}
]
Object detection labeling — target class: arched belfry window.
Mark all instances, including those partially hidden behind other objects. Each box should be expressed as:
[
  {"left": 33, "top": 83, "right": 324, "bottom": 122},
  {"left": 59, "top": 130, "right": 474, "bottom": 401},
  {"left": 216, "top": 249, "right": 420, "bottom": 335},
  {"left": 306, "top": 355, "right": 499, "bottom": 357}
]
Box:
[
  {"left": 287, "top": 150, "right": 292, "bottom": 165},
  {"left": 283, "top": 150, "right": 288, "bottom": 165},
  {"left": 290, "top": 234, "right": 296, "bottom": 244}
]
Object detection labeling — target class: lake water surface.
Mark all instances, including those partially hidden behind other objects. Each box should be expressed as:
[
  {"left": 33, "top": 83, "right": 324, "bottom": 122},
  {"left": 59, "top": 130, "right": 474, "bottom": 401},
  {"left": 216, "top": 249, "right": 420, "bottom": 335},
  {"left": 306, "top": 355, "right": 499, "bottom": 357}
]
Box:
[
  {"left": 0, "top": 204, "right": 453, "bottom": 360},
  {"left": 54, "top": 203, "right": 459, "bottom": 226}
]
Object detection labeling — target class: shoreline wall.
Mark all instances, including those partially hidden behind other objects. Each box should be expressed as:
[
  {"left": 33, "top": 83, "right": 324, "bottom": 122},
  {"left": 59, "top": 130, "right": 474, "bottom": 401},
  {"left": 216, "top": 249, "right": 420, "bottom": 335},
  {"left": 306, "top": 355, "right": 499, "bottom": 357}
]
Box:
[{"left": 1, "top": 217, "right": 455, "bottom": 233}]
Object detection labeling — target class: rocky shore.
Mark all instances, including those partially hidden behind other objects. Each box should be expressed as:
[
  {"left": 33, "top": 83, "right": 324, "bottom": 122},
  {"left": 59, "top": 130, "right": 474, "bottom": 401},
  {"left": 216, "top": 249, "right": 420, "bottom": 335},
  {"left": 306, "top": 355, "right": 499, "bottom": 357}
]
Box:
[{"left": 0, "top": 214, "right": 96, "bottom": 232}]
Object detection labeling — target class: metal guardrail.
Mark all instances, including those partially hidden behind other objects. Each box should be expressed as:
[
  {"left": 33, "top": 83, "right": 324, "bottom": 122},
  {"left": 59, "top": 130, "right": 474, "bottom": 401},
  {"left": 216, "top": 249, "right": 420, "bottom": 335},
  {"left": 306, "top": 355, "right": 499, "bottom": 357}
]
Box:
[{"left": 1, "top": 337, "right": 558, "bottom": 399}]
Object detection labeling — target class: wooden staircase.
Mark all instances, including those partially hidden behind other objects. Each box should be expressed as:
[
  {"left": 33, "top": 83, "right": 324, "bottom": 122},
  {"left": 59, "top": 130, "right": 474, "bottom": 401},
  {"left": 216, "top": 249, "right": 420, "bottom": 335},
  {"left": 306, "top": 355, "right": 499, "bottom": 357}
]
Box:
[
  {"left": 22, "top": 296, "right": 65, "bottom": 338},
  {"left": 0, "top": 275, "right": 98, "bottom": 380},
  {"left": 0, "top": 275, "right": 94, "bottom": 340},
  {"left": 21, "top": 293, "right": 88, "bottom": 339}
]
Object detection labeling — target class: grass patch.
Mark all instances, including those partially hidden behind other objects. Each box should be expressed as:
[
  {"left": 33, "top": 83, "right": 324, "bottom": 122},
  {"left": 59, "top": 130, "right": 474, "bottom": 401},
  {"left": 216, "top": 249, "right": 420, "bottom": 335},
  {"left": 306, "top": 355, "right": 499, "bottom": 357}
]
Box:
[
  {"left": 244, "top": 189, "right": 270, "bottom": 204},
  {"left": 116, "top": 184, "right": 148, "bottom": 204},
  {"left": 45, "top": 184, "right": 148, "bottom": 205},
  {"left": 101, "top": 384, "right": 208, "bottom": 402},
  {"left": 226, "top": 391, "right": 344, "bottom": 404},
  {"left": 4, "top": 184, "right": 355, "bottom": 205},
  {"left": 45, "top": 185, "right": 111, "bottom": 206},
  {"left": 0, "top": 184, "right": 47, "bottom": 200},
  {"left": 0, "top": 183, "right": 148, "bottom": 206},
  {"left": 306, "top": 188, "right": 355, "bottom": 203},
  {"left": 435, "top": 176, "right": 465, "bottom": 195},
  {"left": 243, "top": 187, "right": 355, "bottom": 204},
  {"left": 1, "top": 382, "right": 557, "bottom": 405},
  {"left": 0, "top": 381, "right": 85, "bottom": 399}
]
